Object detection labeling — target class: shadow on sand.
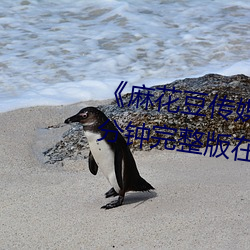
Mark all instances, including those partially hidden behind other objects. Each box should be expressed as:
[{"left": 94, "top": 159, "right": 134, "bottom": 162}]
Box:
[{"left": 122, "top": 190, "right": 157, "bottom": 208}]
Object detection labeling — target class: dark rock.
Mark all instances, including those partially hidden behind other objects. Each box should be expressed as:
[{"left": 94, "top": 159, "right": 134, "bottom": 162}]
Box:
[{"left": 43, "top": 74, "right": 250, "bottom": 164}]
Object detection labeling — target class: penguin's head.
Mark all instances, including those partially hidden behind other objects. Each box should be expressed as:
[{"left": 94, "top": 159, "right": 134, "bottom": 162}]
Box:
[{"left": 65, "top": 107, "right": 107, "bottom": 128}]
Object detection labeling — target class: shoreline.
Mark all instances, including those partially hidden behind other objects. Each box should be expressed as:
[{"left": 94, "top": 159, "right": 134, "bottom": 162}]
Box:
[
  {"left": 1, "top": 72, "right": 250, "bottom": 114},
  {"left": 0, "top": 98, "right": 249, "bottom": 249}
]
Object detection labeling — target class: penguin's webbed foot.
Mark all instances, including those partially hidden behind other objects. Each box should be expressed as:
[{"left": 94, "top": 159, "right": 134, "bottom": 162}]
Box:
[
  {"left": 105, "top": 187, "right": 118, "bottom": 198},
  {"left": 101, "top": 196, "right": 124, "bottom": 209}
]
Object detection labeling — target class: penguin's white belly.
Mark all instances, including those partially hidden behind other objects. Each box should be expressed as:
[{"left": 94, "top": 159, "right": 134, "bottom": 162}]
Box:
[{"left": 85, "top": 131, "right": 120, "bottom": 193}]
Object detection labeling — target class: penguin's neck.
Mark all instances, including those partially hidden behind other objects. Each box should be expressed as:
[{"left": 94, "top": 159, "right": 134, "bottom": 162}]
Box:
[
  {"left": 84, "top": 130, "right": 100, "bottom": 143},
  {"left": 82, "top": 124, "right": 99, "bottom": 133}
]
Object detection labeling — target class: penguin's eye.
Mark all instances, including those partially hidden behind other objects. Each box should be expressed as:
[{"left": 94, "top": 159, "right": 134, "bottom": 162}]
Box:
[{"left": 79, "top": 112, "right": 88, "bottom": 119}]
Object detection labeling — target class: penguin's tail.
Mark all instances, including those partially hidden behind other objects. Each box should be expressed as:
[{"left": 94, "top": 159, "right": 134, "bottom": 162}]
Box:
[{"left": 132, "top": 176, "right": 154, "bottom": 192}]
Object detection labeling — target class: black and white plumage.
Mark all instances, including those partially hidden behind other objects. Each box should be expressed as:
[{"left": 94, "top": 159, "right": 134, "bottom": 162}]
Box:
[{"left": 65, "top": 107, "right": 154, "bottom": 209}]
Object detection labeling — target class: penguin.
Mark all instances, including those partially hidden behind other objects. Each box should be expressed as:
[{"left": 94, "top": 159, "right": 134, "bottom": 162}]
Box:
[{"left": 65, "top": 107, "right": 154, "bottom": 209}]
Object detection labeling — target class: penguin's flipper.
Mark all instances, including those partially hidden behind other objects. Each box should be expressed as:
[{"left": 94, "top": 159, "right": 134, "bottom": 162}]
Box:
[
  {"left": 88, "top": 151, "right": 98, "bottom": 175},
  {"left": 101, "top": 196, "right": 124, "bottom": 209},
  {"left": 114, "top": 145, "right": 124, "bottom": 190},
  {"left": 105, "top": 187, "right": 118, "bottom": 198}
]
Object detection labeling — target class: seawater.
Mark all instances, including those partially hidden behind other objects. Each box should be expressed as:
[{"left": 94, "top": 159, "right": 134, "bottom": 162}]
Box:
[{"left": 0, "top": 0, "right": 250, "bottom": 112}]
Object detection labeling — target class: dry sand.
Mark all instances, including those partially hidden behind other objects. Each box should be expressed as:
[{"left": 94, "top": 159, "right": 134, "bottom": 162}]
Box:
[{"left": 0, "top": 100, "right": 249, "bottom": 250}]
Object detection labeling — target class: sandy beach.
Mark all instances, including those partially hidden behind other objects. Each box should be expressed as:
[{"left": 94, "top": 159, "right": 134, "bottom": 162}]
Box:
[{"left": 0, "top": 101, "right": 249, "bottom": 249}]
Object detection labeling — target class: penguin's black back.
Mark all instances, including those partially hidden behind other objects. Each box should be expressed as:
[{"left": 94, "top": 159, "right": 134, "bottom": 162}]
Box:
[{"left": 114, "top": 129, "right": 154, "bottom": 192}]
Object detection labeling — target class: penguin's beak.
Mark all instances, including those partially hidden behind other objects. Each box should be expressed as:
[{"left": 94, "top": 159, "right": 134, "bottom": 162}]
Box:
[{"left": 64, "top": 114, "right": 81, "bottom": 124}]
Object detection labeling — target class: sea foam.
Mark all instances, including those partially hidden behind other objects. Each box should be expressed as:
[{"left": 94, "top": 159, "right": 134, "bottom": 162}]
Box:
[{"left": 0, "top": 0, "right": 249, "bottom": 112}]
